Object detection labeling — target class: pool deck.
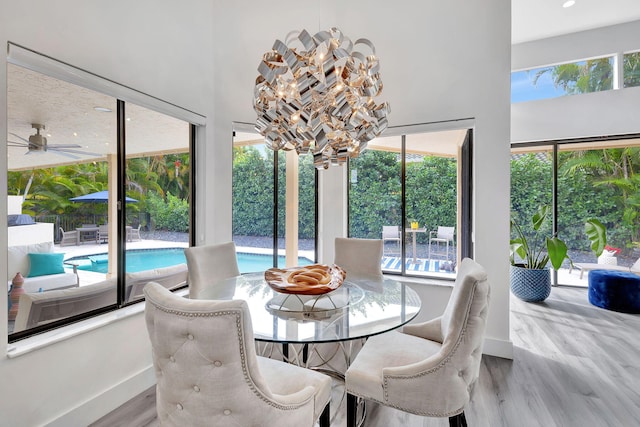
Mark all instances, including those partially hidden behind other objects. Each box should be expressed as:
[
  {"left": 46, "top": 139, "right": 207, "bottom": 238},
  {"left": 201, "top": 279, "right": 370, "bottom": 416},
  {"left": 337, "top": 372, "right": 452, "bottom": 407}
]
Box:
[{"left": 54, "top": 238, "right": 590, "bottom": 288}]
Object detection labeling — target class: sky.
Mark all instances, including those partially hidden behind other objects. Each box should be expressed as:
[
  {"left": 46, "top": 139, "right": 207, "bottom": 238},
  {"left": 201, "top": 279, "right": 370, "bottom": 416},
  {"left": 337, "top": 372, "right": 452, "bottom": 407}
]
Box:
[{"left": 511, "top": 68, "right": 567, "bottom": 103}]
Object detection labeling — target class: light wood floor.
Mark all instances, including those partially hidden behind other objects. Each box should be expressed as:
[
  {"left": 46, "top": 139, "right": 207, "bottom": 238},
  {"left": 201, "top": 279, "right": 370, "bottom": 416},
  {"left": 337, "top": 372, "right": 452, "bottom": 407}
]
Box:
[{"left": 91, "top": 286, "right": 640, "bottom": 427}]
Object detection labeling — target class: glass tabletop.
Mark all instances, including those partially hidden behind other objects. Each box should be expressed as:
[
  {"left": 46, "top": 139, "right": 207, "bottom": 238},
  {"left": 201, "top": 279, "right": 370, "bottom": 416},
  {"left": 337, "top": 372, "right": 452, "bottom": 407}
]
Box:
[{"left": 195, "top": 272, "right": 422, "bottom": 344}]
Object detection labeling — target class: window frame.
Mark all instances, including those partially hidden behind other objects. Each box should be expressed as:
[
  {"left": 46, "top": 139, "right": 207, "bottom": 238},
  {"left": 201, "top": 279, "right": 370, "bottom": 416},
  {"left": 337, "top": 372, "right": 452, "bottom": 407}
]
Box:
[{"left": 7, "top": 44, "right": 201, "bottom": 342}]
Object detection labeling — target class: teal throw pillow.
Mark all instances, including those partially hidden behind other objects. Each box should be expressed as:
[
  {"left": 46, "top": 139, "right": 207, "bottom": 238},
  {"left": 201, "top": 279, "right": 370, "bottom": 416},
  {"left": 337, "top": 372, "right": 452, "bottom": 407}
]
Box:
[{"left": 27, "top": 252, "right": 66, "bottom": 277}]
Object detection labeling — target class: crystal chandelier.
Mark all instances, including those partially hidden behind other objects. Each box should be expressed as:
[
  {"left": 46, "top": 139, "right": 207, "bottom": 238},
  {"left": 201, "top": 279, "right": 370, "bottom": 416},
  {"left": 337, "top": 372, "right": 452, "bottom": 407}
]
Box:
[{"left": 254, "top": 28, "right": 390, "bottom": 169}]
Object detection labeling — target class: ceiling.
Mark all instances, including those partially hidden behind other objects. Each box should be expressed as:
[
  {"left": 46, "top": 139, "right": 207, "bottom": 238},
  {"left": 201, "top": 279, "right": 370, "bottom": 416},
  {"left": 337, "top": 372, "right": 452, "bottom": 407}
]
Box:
[
  {"left": 6, "top": 3, "right": 640, "bottom": 170},
  {"left": 7, "top": 64, "right": 190, "bottom": 171},
  {"left": 512, "top": 0, "right": 640, "bottom": 44}
]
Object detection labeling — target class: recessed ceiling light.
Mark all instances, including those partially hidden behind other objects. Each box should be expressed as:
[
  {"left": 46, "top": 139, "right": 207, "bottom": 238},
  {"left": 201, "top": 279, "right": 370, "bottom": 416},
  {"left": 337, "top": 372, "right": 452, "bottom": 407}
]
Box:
[
  {"left": 94, "top": 106, "right": 112, "bottom": 112},
  {"left": 563, "top": 0, "right": 575, "bottom": 8}
]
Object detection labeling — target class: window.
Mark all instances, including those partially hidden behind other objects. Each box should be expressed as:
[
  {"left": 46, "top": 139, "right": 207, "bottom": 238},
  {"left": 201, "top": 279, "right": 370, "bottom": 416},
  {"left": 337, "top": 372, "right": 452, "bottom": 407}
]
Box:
[
  {"left": 510, "top": 138, "right": 640, "bottom": 287},
  {"left": 232, "top": 127, "right": 317, "bottom": 273},
  {"left": 348, "top": 128, "right": 472, "bottom": 279},
  {"left": 511, "top": 56, "right": 614, "bottom": 103},
  {"left": 623, "top": 51, "right": 640, "bottom": 88},
  {"left": 7, "top": 45, "right": 199, "bottom": 341}
]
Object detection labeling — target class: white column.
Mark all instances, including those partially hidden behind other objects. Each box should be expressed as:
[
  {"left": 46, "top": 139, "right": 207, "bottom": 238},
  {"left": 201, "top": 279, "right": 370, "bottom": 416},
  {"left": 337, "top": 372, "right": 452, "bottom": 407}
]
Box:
[{"left": 285, "top": 151, "right": 299, "bottom": 267}]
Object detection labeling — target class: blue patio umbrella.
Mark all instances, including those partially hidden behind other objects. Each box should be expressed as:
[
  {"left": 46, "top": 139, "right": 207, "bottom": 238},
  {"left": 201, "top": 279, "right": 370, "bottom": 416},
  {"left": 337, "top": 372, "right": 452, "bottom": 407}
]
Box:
[{"left": 70, "top": 190, "right": 138, "bottom": 203}]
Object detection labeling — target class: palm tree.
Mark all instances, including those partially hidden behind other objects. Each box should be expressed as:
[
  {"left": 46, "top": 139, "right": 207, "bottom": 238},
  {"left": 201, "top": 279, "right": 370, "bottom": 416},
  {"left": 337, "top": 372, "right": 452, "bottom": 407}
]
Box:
[
  {"left": 533, "top": 58, "right": 613, "bottom": 95},
  {"left": 561, "top": 147, "right": 640, "bottom": 245}
]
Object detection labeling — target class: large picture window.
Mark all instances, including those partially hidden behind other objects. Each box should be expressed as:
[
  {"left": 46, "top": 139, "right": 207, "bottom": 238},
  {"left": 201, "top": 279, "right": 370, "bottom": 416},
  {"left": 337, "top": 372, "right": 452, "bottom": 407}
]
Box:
[
  {"left": 232, "top": 127, "right": 317, "bottom": 273},
  {"left": 510, "top": 137, "right": 640, "bottom": 287},
  {"left": 7, "top": 46, "right": 198, "bottom": 341},
  {"left": 348, "top": 128, "right": 472, "bottom": 279}
]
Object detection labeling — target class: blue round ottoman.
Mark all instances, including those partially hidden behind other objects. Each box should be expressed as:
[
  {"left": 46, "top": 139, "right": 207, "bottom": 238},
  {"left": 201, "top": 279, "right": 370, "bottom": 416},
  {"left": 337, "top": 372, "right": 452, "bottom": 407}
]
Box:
[{"left": 588, "top": 270, "right": 640, "bottom": 313}]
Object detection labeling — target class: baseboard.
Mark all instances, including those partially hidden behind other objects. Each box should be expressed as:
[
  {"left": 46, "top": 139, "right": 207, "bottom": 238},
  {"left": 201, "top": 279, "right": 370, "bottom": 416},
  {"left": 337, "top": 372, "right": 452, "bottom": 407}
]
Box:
[
  {"left": 45, "top": 366, "right": 156, "bottom": 427},
  {"left": 483, "top": 336, "right": 513, "bottom": 359}
]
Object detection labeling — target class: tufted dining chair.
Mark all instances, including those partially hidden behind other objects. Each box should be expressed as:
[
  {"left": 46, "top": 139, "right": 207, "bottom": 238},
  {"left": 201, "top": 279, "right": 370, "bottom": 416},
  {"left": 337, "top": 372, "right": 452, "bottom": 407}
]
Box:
[
  {"left": 334, "top": 237, "right": 383, "bottom": 279},
  {"left": 144, "top": 282, "right": 332, "bottom": 427},
  {"left": 184, "top": 242, "right": 240, "bottom": 299},
  {"left": 345, "top": 257, "right": 490, "bottom": 427}
]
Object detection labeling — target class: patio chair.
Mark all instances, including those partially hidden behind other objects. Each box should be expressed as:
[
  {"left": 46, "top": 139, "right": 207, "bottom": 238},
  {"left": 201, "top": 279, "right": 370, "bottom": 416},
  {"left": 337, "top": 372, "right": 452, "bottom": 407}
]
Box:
[
  {"left": 144, "top": 282, "right": 331, "bottom": 427},
  {"left": 127, "top": 224, "right": 142, "bottom": 241},
  {"left": 59, "top": 227, "right": 78, "bottom": 246},
  {"left": 429, "top": 226, "right": 454, "bottom": 260},
  {"left": 382, "top": 225, "right": 401, "bottom": 255},
  {"left": 98, "top": 224, "right": 109, "bottom": 244}
]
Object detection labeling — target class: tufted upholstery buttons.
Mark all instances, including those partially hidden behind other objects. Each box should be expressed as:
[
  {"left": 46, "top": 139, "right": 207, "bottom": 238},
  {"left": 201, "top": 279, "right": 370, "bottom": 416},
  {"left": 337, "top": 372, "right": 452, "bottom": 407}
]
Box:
[
  {"left": 458, "top": 370, "right": 464, "bottom": 377},
  {"left": 144, "top": 282, "right": 332, "bottom": 427}
]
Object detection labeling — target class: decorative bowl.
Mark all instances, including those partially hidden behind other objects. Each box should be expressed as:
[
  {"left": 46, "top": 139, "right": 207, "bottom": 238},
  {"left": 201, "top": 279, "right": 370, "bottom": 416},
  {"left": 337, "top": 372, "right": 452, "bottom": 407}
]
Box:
[{"left": 264, "top": 264, "right": 346, "bottom": 295}]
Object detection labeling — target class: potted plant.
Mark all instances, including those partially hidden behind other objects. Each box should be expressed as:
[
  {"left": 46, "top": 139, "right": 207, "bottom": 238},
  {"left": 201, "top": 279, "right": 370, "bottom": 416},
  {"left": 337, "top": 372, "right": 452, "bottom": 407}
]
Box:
[{"left": 509, "top": 205, "right": 570, "bottom": 302}]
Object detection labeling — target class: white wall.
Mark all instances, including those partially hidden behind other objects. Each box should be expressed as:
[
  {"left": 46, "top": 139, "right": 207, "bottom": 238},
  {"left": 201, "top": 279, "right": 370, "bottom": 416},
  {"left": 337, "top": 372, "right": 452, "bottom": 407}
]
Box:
[
  {"left": 512, "top": 20, "right": 640, "bottom": 142},
  {"left": 0, "top": 0, "right": 512, "bottom": 425}
]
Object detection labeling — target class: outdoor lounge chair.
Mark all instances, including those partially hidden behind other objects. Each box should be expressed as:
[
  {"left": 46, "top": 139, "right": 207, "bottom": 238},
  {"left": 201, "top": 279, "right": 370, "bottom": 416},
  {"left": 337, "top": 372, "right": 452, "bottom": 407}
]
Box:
[{"left": 570, "top": 258, "right": 640, "bottom": 279}]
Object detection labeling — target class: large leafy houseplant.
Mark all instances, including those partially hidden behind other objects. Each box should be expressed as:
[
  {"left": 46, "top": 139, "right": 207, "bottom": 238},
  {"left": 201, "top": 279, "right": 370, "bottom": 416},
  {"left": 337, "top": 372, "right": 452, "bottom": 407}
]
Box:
[
  {"left": 509, "top": 205, "right": 570, "bottom": 302},
  {"left": 510, "top": 205, "right": 569, "bottom": 270}
]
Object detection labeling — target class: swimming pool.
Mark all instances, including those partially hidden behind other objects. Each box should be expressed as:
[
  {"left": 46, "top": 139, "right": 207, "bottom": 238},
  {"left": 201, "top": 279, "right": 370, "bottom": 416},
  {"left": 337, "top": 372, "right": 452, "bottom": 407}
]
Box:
[{"left": 66, "top": 248, "right": 313, "bottom": 274}]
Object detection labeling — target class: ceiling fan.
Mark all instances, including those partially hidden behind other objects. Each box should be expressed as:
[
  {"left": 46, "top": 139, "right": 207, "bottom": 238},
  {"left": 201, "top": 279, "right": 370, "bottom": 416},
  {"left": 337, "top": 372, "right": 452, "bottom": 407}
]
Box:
[{"left": 8, "top": 123, "right": 100, "bottom": 159}]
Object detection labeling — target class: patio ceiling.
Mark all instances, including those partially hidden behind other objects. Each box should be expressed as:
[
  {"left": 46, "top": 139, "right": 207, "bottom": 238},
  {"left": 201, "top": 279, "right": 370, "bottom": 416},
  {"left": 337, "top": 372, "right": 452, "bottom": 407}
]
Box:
[
  {"left": 7, "top": 64, "right": 190, "bottom": 171},
  {"left": 234, "top": 129, "right": 466, "bottom": 158}
]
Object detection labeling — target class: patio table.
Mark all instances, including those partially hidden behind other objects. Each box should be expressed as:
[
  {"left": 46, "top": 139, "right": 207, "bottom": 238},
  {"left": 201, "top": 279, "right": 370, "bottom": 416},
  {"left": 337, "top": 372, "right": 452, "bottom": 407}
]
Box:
[{"left": 76, "top": 227, "right": 99, "bottom": 245}]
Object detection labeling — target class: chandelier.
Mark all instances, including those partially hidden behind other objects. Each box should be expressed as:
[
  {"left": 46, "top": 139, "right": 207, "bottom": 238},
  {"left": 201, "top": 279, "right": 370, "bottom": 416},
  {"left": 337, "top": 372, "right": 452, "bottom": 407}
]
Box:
[{"left": 253, "top": 28, "right": 390, "bottom": 169}]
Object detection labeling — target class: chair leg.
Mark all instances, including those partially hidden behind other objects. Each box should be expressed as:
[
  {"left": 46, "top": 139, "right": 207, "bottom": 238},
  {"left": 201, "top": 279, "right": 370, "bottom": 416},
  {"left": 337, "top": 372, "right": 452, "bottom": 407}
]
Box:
[
  {"left": 318, "top": 402, "right": 330, "bottom": 427},
  {"left": 449, "top": 411, "right": 467, "bottom": 427},
  {"left": 347, "top": 393, "right": 358, "bottom": 427}
]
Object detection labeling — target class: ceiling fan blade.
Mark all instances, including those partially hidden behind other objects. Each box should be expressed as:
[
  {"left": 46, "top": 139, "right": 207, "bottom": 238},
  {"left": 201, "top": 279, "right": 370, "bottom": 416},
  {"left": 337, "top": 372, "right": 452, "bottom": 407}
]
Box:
[
  {"left": 47, "top": 150, "right": 80, "bottom": 159},
  {"left": 9, "top": 132, "right": 31, "bottom": 144},
  {"left": 7, "top": 140, "right": 29, "bottom": 147},
  {"left": 49, "top": 144, "right": 83, "bottom": 148},
  {"left": 51, "top": 148, "right": 102, "bottom": 157}
]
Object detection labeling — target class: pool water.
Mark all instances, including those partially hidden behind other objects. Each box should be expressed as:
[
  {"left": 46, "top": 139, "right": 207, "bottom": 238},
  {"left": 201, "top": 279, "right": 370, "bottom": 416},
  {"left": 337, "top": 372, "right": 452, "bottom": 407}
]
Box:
[{"left": 67, "top": 248, "right": 313, "bottom": 274}]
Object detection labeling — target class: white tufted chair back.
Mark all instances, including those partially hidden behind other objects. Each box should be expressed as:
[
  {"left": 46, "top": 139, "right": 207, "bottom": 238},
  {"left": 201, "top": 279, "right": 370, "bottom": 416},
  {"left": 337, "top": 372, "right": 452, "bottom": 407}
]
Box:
[
  {"left": 144, "top": 282, "right": 331, "bottom": 427},
  {"left": 185, "top": 242, "right": 240, "bottom": 298},
  {"left": 334, "top": 237, "right": 383, "bottom": 279},
  {"left": 345, "top": 257, "right": 490, "bottom": 426}
]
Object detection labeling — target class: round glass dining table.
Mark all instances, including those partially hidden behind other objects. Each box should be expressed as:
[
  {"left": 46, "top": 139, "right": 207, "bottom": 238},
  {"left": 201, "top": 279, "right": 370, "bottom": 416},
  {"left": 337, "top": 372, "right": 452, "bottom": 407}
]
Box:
[{"left": 195, "top": 272, "right": 422, "bottom": 345}]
